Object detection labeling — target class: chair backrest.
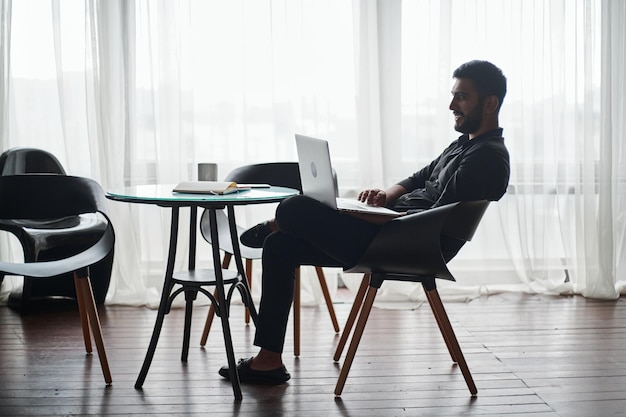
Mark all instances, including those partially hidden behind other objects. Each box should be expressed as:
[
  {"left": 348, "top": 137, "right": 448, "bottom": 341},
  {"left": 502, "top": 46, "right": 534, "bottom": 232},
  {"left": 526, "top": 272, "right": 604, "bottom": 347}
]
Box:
[
  {"left": 0, "top": 147, "right": 66, "bottom": 175},
  {"left": 0, "top": 175, "right": 115, "bottom": 278},
  {"left": 200, "top": 163, "right": 303, "bottom": 248},
  {"left": 0, "top": 175, "right": 110, "bottom": 221},
  {"left": 345, "top": 200, "right": 490, "bottom": 281},
  {"left": 224, "top": 162, "right": 339, "bottom": 196},
  {"left": 440, "top": 200, "right": 490, "bottom": 243},
  {"left": 224, "top": 162, "right": 303, "bottom": 192}
]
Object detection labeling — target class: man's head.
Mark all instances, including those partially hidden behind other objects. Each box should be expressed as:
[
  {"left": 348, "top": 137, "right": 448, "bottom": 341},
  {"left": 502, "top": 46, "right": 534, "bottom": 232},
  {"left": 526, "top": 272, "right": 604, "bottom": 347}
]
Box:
[{"left": 449, "top": 60, "right": 507, "bottom": 138}]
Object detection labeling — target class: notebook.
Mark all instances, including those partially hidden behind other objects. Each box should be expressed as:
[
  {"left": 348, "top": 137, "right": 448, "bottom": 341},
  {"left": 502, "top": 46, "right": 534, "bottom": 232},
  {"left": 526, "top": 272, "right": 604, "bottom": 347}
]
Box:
[
  {"left": 173, "top": 181, "right": 271, "bottom": 195},
  {"left": 173, "top": 181, "right": 245, "bottom": 194},
  {"left": 295, "top": 134, "right": 400, "bottom": 217}
]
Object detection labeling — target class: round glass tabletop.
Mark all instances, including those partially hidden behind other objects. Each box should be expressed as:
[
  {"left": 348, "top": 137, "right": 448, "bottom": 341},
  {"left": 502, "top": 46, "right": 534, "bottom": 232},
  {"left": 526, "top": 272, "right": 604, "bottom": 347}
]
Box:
[{"left": 106, "top": 184, "right": 299, "bottom": 207}]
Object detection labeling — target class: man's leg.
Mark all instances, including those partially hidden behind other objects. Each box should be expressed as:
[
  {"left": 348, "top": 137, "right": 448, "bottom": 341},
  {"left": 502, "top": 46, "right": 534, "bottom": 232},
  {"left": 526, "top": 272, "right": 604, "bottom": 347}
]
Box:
[
  {"left": 275, "top": 195, "right": 383, "bottom": 265},
  {"left": 254, "top": 195, "right": 381, "bottom": 354},
  {"left": 220, "top": 195, "right": 381, "bottom": 383}
]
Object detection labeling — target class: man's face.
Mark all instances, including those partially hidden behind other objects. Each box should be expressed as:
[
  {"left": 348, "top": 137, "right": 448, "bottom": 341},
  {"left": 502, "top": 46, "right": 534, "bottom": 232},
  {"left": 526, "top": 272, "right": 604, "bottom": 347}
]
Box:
[{"left": 449, "top": 78, "right": 484, "bottom": 134}]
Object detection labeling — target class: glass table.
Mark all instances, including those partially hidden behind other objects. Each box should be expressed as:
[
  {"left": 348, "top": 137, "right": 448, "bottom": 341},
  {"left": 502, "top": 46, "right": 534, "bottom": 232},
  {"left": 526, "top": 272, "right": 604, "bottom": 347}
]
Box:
[{"left": 106, "top": 184, "right": 299, "bottom": 400}]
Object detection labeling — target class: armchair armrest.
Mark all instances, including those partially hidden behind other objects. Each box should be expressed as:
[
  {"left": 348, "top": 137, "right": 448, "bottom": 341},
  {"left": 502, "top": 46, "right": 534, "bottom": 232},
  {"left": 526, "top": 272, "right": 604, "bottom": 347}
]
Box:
[{"left": 344, "top": 200, "right": 490, "bottom": 281}]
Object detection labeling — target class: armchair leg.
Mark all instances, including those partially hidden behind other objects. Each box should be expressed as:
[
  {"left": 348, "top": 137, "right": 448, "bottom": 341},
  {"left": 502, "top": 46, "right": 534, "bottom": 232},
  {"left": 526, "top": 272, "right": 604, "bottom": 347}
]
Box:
[
  {"left": 200, "top": 253, "right": 233, "bottom": 346},
  {"left": 75, "top": 275, "right": 93, "bottom": 353},
  {"left": 333, "top": 274, "right": 369, "bottom": 361},
  {"left": 74, "top": 273, "right": 112, "bottom": 385},
  {"left": 294, "top": 266, "right": 341, "bottom": 357},
  {"left": 334, "top": 284, "right": 378, "bottom": 396},
  {"left": 315, "top": 266, "right": 340, "bottom": 333},
  {"left": 424, "top": 288, "right": 457, "bottom": 362},
  {"left": 200, "top": 288, "right": 217, "bottom": 347},
  {"left": 424, "top": 286, "right": 477, "bottom": 395}
]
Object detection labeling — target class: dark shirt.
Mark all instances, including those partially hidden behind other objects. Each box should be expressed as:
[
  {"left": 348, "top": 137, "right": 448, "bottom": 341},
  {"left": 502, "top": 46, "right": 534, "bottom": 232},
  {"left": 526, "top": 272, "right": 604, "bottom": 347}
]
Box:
[{"left": 391, "top": 128, "right": 510, "bottom": 214}]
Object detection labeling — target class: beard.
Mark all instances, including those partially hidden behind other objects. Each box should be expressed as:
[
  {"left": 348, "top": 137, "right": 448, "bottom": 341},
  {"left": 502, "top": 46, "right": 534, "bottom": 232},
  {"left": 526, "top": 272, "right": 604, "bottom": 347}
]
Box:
[{"left": 453, "top": 101, "right": 483, "bottom": 134}]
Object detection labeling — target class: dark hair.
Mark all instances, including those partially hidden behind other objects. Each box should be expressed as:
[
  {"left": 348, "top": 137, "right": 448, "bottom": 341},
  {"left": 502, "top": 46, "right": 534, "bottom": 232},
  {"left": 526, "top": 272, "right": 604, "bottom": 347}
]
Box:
[{"left": 453, "top": 60, "right": 507, "bottom": 109}]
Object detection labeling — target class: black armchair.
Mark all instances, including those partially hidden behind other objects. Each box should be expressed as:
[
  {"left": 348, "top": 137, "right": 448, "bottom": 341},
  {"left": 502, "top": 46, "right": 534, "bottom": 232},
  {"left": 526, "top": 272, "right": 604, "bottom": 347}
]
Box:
[
  {"left": 0, "top": 147, "right": 113, "bottom": 311},
  {"left": 0, "top": 174, "right": 115, "bottom": 384},
  {"left": 333, "top": 200, "right": 490, "bottom": 396}
]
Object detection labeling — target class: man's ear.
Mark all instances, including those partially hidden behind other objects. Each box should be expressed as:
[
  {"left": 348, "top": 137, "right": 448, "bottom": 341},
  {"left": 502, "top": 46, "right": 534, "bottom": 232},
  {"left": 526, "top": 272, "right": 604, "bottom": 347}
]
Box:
[{"left": 484, "top": 96, "right": 499, "bottom": 113}]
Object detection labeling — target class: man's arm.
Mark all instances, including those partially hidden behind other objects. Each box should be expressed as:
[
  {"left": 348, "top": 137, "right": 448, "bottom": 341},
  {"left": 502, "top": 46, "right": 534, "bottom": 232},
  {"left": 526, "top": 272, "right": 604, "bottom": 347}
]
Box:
[{"left": 358, "top": 184, "right": 408, "bottom": 207}]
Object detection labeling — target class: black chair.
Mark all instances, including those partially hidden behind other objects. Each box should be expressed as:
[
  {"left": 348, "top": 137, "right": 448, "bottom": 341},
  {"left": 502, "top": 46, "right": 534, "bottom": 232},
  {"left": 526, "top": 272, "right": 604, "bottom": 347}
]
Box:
[
  {"left": 199, "top": 162, "right": 340, "bottom": 356},
  {"left": 0, "top": 174, "right": 115, "bottom": 384},
  {"left": 333, "top": 200, "right": 490, "bottom": 396},
  {"left": 0, "top": 147, "right": 113, "bottom": 311}
]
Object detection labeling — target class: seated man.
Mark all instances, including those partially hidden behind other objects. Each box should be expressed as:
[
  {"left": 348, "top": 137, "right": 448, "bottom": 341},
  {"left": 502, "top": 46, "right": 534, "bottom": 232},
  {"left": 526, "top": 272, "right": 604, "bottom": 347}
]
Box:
[{"left": 219, "top": 60, "right": 510, "bottom": 384}]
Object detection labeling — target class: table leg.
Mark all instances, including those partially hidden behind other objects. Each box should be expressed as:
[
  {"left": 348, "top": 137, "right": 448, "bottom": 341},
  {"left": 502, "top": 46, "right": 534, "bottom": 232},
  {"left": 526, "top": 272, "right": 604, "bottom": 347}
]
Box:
[
  {"left": 135, "top": 207, "right": 180, "bottom": 389},
  {"left": 181, "top": 289, "right": 197, "bottom": 362},
  {"left": 208, "top": 208, "right": 242, "bottom": 400}
]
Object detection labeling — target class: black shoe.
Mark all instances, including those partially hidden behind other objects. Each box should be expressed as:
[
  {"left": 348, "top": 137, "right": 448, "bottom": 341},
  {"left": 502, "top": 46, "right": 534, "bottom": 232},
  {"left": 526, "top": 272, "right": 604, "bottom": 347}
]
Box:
[
  {"left": 240, "top": 221, "right": 273, "bottom": 248},
  {"left": 218, "top": 357, "right": 290, "bottom": 385}
]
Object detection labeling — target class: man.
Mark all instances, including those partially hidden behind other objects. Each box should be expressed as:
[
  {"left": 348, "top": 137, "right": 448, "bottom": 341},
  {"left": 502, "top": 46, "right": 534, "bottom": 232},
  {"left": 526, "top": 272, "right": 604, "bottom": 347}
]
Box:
[{"left": 219, "top": 60, "right": 510, "bottom": 384}]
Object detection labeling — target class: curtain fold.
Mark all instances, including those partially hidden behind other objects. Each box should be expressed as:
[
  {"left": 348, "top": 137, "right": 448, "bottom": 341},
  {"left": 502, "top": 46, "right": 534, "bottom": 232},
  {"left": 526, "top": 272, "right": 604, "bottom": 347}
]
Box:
[
  {"left": 0, "top": 0, "right": 9, "bottom": 145},
  {"left": 0, "top": 0, "right": 12, "bottom": 300},
  {"left": 598, "top": 0, "right": 626, "bottom": 296},
  {"left": 1, "top": 0, "right": 624, "bottom": 307}
]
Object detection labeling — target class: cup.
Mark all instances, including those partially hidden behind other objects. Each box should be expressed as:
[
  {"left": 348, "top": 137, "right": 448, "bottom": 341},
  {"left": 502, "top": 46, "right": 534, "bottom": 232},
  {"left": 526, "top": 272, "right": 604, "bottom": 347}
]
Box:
[{"left": 197, "top": 163, "right": 218, "bottom": 181}]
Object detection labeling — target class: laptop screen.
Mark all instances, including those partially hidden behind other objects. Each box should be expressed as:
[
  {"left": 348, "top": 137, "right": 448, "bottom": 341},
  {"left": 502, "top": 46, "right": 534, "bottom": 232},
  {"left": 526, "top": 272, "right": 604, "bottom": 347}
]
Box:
[{"left": 295, "top": 134, "right": 338, "bottom": 209}]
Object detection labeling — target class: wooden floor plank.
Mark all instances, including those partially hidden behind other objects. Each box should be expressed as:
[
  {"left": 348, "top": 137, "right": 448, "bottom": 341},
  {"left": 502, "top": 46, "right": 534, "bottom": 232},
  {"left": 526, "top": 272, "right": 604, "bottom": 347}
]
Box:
[{"left": 1, "top": 292, "right": 624, "bottom": 416}]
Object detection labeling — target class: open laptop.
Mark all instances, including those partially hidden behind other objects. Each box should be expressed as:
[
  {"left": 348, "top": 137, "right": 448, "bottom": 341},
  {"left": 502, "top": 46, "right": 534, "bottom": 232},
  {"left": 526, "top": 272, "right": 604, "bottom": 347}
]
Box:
[{"left": 295, "top": 134, "right": 400, "bottom": 217}]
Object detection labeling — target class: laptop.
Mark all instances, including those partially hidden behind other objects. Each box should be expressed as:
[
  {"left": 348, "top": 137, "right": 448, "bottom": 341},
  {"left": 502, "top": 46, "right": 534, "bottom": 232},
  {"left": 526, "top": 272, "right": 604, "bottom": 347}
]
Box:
[{"left": 295, "top": 134, "right": 400, "bottom": 217}]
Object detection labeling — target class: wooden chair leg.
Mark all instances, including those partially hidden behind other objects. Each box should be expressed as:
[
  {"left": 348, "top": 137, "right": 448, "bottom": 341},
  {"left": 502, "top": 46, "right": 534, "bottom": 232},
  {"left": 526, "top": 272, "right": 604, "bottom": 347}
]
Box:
[
  {"left": 315, "top": 266, "right": 340, "bottom": 333},
  {"left": 424, "top": 286, "right": 477, "bottom": 395},
  {"left": 200, "top": 287, "right": 218, "bottom": 347},
  {"left": 294, "top": 266, "right": 340, "bottom": 357},
  {"left": 424, "top": 287, "right": 457, "bottom": 362},
  {"left": 293, "top": 267, "right": 301, "bottom": 357},
  {"left": 74, "top": 273, "right": 112, "bottom": 385},
  {"left": 244, "top": 258, "right": 253, "bottom": 324},
  {"left": 200, "top": 253, "right": 232, "bottom": 346},
  {"left": 333, "top": 274, "right": 369, "bottom": 361},
  {"left": 334, "top": 285, "right": 378, "bottom": 396},
  {"left": 74, "top": 275, "right": 92, "bottom": 353}
]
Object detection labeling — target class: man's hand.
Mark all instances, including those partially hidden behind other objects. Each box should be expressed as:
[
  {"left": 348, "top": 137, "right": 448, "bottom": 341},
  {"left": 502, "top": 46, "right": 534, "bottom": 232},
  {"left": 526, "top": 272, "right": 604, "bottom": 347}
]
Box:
[
  {"left": 358, "top": 189, "right": 387, "bottom": 206},
  {"left": 358, "top": 184, "right": 408, "bottom": 208}
]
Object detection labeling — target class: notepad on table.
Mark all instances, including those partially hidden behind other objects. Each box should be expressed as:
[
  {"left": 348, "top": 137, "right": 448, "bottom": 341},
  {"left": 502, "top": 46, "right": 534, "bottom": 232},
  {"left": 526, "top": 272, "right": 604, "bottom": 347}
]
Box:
[
  {"left": 173, "top": 181, "right": 244, "bottom": 195},
  {"left": 173, "top": 181, "right": 270, "bottom": 195}
]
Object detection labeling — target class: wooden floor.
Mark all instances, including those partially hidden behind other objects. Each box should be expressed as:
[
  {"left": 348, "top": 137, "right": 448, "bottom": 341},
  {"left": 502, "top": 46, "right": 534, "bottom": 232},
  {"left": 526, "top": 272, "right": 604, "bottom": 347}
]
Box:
[{"left": 1, "top": 291, "right": 625, "bottom": 416}]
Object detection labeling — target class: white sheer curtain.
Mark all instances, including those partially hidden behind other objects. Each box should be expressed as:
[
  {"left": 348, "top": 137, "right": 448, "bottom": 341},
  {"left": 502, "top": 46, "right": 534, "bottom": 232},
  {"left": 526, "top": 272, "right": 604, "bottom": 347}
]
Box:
[
  {"left": 1, "top": 0, "right": 624, "bottom": 307},
  {"left": 359, "top": 0, "right": 626, "bottom": 304},
  {"left": 599, "top": 0, "right": 626, "bottom": 297}
]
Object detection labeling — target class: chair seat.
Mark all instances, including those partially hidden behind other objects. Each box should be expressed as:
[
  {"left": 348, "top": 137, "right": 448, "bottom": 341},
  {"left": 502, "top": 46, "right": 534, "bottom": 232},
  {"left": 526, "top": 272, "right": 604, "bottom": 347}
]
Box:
[{"left": 2, "top": 214, "right": 107, "bottom": 251}]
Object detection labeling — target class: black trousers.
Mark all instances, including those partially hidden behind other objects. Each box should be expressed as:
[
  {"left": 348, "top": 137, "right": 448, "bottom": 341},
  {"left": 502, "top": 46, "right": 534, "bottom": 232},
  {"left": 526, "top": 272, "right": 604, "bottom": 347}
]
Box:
[{"left": 253, "top": 195, "right": 382, "bottom": 353}]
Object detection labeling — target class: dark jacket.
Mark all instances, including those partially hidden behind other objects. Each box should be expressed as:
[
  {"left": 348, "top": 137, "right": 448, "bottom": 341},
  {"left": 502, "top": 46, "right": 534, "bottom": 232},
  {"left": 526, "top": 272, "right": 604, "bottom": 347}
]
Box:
[{"left": 392, "top": 128, "right": 510, "bottom": 214}]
